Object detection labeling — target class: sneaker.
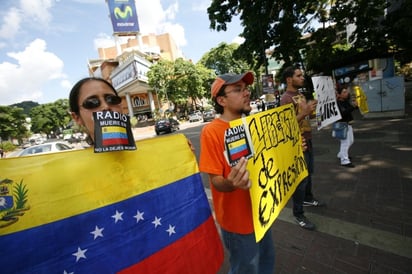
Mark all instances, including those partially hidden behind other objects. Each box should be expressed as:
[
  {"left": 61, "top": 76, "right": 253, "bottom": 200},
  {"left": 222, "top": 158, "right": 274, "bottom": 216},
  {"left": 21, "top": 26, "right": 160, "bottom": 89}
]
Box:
[
  {"left": 303, "top": 199, "right": 325, "bottom": 207},
  {"left": 337, "top": 153, "right": 352, "bottom": 161},
  {"left": 295, "top": 215, "right": 316, "bottom": 230},
  {"left": 341, "top": 163, "right": 355, "bottom": 168}
]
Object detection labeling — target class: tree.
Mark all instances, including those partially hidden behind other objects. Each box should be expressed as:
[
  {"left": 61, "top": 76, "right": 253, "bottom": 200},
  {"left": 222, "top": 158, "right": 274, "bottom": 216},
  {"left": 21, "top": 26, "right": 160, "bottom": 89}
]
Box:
[
  {"left": 0, "top": 106, "right": 29, "bottom": 142},
  {"left": 199, "top": 42, "right": 262, "bottom": 98},
  {"left": 383, "top": 0, "right": 412, "bottom": 65},
  {"left": 10, "top": 101, "right": 39, "bottom": 116},
  {"left": 330, "top": 0, "right": 389, "bottom": 51},
  {"left": 29, "top": 99, "right": 70, "bottom": 136},
  {"left": 147, "top": 58, "right": 215, "bottom": 116},
  {"left": 198, "top": 42, "right": 250, "bottom": 75},
  {"left": 208, "top": 0, "right": 321, "bottom": 70},
  {"left": 207, "top": 0, "right": 412, "bottom": 76}
]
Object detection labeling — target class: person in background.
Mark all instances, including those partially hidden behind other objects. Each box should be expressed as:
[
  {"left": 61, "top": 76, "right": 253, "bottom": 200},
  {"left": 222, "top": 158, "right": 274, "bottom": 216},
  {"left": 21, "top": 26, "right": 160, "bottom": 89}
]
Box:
[
  {"left": 336, "top": 84, "right": 358, "bottom": 168},
  {"left": 199, "top": 72, "right": 275, "bottom": 274},
  {"left": 280, "top": 65, "right": 325, "bottom": 231},
  {"left": 69, "top": 77, "right": 123, "bottom": 144}
]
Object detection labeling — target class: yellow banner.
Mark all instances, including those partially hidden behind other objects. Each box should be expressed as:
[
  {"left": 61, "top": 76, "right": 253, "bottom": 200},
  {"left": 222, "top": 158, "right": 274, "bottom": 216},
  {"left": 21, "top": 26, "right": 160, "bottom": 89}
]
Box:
[
  {"left": 230, "top": 104, "right": 308, "bottom": 241},
  {"left": 353, "top": 85, "right": 369, "bottom": 114}
]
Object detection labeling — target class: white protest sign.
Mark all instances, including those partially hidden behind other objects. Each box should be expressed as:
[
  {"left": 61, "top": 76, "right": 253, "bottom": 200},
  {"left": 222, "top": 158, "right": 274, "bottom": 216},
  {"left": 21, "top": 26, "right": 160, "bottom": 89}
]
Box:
[{"left": 312, "top": 76, "right": 341, "bottom": 130}]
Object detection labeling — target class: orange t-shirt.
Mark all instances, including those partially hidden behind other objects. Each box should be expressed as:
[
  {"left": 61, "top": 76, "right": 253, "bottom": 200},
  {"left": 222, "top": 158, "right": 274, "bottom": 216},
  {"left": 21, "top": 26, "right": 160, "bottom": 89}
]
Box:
[{"left": 199, "top": 118, "right": 254, "bottom": 234}]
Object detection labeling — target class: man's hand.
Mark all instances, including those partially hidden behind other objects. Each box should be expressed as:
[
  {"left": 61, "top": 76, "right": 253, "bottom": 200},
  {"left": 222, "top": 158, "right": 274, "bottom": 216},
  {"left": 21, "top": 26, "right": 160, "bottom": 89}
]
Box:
[
  {"left": 304, "top": 99, "right": 317, "bottom": 116},
  {"left": 301, "top": 135, "right": 308, "bottom": 152},
  {"left": 296, "top": 99, "right": 317, "bottom": 121},
  {"left": 227, "top": 157, "right": 251, "bottom": 190}
]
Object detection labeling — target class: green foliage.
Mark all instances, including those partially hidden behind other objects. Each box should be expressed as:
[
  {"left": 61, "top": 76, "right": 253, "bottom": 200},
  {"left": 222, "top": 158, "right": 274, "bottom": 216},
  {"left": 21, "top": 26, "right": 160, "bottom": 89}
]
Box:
[
  {"left": 207, "top": 0, "right": 412, "bottom": 75},
  {"left": 199, "top": 42, "right": 262, "bottom": 96},
  {"left": 29, "top": 99, "right": 70, "bottom": 135},
  {"left": 0, "top": 141, "right": 16, "bottom": 152},
  {"left": 9, "top": 101, "right": 39, "bottom": 116},
  {"left": 199, "top": 42, "right": 250, "bottom": 75},
  {"left": 0, "top": 105, "right": 28, "bottom": 141},
  {"left": 147, "top": 58, "right": 215, "bottom": 113},
  {"left": 208, "top": 0, "right": 321, "bottom": 70},
  {"left": 383, "top": 0, "right": 412, "bottom": 65},
  {"left": 330, "top": 0, "right": 389, "bottom": 51}
]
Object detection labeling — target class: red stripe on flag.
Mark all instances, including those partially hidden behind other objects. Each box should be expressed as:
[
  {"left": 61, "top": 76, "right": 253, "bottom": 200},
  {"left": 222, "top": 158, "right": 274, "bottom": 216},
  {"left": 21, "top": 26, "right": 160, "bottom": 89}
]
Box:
[
  {"left": 119, "top": 216, "right": 224, "bottom": 274},
  {"left": 102, "top": 138, "right": 129, "bottom": 146},
  {"left": 231, "top": 148, "right": 250, "bottom": 160}
]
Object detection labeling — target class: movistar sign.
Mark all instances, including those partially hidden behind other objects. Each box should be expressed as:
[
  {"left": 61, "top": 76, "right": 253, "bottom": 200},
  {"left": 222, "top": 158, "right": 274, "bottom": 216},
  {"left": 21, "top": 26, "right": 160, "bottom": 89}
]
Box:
[{"left": 107, "top": 0, "right": 140, "bottom": 34}]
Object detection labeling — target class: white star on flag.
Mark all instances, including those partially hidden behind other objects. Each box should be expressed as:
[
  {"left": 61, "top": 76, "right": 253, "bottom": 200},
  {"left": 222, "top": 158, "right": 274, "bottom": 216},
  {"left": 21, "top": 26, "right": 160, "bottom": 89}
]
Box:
[
  {"left": 166, "top": 225, "right": 176, "bottom": 236},
  {"left": 63, "top": 270, "right": 74, "bottom": 274},
  {"left": 90, "top": 225, "right": 104, "bottom": 240},
  {"left": 72, "top": 247, "right": 87, "bottom": 262},
  {"left": 134, "top": 210, "right": 144, "bottom": 223},
  {"left": 152, "top": 216, "right": 162, "bottom": 228},
  {"left": 111, "top": 210, "right": 124, "bottom": 223}
]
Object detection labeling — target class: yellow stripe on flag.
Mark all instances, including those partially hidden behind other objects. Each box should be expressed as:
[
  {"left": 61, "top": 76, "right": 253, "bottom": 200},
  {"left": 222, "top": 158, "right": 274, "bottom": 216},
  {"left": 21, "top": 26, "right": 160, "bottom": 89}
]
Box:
[
  {"left": 102, "top": 126, "right": 127, "bottom": 133},
  {"left": 228, "top": 138, "right": 246, "bottom": 149},
  {"left": 0, "top": 134, "right": 197, "bottom": 235}
]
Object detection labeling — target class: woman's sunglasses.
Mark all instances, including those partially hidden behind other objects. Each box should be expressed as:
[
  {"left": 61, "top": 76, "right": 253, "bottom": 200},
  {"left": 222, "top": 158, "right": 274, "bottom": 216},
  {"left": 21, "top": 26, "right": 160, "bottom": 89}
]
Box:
[{"left": 81, "top": 94, "right": 122, "bottom": 110}]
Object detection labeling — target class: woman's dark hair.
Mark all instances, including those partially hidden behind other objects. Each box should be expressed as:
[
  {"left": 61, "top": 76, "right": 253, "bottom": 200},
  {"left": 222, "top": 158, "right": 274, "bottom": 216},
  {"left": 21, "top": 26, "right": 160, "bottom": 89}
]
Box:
[{"left": 69, "top": 77, "right": 118, "bottom": 114}]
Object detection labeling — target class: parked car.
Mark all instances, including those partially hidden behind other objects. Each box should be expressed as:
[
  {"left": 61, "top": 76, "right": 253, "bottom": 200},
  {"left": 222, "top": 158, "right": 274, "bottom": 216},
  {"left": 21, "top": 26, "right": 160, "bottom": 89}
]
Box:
[
  {"left": 202, "top": 110, "right": 216, "bottom": 122},
  {"left": 16, "top": 141, "right": 73, "bottom": 157},
  {"left": 155, "top": 118, "right": 180, "bottom": 135},
  {"left": 63, "top": 133, "right": 85, "bottom": 144},
  {"left": 188, "top": 111, "right": 203, "bottom": 123}
]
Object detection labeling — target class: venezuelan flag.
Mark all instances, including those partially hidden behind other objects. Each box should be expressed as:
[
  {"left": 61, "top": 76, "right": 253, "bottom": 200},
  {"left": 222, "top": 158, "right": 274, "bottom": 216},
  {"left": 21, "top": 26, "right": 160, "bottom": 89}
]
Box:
[
  {"left": 228, "top": 138, "right": 249, "bottom": 160},
  {"left": 0, "top": 134, "right": 223, "bottom": 273},
  {"left": 102, "top": 126, "right": 128, "bottom": 146}
]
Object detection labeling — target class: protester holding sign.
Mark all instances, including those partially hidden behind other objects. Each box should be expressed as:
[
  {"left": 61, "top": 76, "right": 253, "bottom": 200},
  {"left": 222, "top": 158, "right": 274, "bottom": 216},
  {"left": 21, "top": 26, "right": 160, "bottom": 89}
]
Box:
[
  {"left": 280, "top": 66, "right": 325, "bottom": 231},
  {"left": 199, "top": 72, "right": 275, "bottom": 274},
  {"left": 336, "top": 84, "right": 358, "bottom": 168}
]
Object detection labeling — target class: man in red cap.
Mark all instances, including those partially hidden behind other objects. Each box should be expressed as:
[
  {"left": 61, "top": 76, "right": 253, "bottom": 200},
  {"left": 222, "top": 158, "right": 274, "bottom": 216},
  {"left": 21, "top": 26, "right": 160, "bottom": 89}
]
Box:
[{"left": 199, "top": 72, "right": 275, "bottom": 274}]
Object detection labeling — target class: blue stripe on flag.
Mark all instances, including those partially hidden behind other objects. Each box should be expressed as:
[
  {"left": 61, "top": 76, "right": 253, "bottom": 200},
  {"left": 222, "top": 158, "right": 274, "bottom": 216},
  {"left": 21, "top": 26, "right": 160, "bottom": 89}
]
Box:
[
  {"left": 102, "top": 132, "right": 128, "bottom": 140},
  {"left": 229, "top": 143, "right": 248, "bottom": 154}
]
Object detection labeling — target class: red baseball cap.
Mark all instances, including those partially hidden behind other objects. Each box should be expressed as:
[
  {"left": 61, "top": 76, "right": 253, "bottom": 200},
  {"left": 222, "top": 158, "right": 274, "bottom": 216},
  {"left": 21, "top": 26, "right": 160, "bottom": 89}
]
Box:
[{"left": 211, "top": 72, "right": 254, "bottom": 98}]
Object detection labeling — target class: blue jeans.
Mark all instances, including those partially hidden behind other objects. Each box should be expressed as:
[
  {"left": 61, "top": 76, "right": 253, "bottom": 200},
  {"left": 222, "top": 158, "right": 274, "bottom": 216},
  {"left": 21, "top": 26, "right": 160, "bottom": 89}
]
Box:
[{"left": 221, "top": 228, "right": 275, "bottom": 274}]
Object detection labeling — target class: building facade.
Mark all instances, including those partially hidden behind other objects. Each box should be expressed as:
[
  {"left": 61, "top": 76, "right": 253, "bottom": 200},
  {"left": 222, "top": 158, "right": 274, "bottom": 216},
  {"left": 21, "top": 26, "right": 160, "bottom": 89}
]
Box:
[{"left": 88, "top": 33, "right": 182, "bottom": 120}]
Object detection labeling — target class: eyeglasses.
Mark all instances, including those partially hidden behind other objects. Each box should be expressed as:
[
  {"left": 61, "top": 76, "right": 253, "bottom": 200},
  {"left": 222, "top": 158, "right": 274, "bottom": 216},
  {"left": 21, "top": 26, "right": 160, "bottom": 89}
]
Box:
[
  {"left": 224, "top": 86, "right": 250, "bottom": 96},
  {"left": 81, "top": 94, "right": 122, "bottom": 110}
]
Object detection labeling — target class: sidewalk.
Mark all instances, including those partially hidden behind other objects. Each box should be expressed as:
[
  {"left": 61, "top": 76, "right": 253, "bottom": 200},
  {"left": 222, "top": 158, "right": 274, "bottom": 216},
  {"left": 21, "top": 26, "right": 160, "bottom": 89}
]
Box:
[{"left": 218, "top": 100, "right": 412, "bottom": 274}]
